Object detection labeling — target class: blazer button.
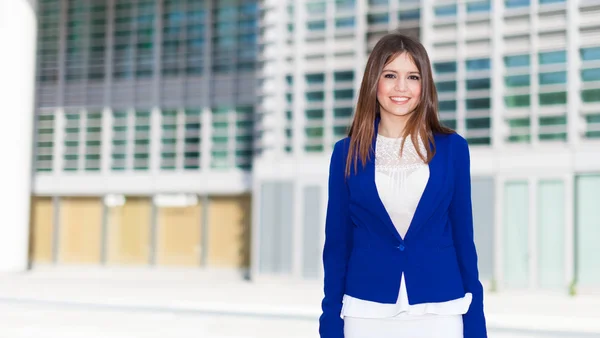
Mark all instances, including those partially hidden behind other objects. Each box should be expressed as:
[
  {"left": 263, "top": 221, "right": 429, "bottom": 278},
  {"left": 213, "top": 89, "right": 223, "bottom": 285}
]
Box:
[{"left": 397, "top": 244, "right": 405, "bottom": 251}]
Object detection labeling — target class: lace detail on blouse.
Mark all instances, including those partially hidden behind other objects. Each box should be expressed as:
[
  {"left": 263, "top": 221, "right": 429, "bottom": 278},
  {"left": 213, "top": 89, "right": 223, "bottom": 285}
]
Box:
[{"left": 375, "top": 134, "right": 427, "bottom": 175}]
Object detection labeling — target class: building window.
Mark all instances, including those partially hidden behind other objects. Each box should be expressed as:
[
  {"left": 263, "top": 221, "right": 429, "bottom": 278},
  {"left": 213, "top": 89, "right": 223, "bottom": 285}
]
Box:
[
  {"left": 161, "top": 110, "right": 178, "bottom": 170},
  {"left": 504, "top": 54, "right": 530, "bottom": 68},
  {"left": 111, "top": 111, "right": 128, "bottom": 171},
  {"left": 368, "top": 13, "right": 389, "bottom": 25},
  {"left": 505, "top": 94, "right": 530, "bottom": 108},
  {"left": 539, "top": 92, "right": 567, "bottom": 106},
  {"left": 506, "top": 117, "right": 531, "bottom": 143},
  {"left": 439, "top": 100, "right": 457, "bottom": 111},
  {"left": 505, "top": 75, "right": 530, "bottom": 87},
  {"left": 581, "top": 47, "right": 600, "bottom": 61},
  {"left": 334, "top": 71, "right": 354, "bottom": 83},
  {"left": 433, "top": 62, "right": 457, "bottom": 74},
  {"left": 467, "top": 1, "right": 491, "bottom": 13},
  {"left": 398, "top": 9, "right": 420, "bottom": 21},
  {"left": 539, "top": 50, "right": 567, "bottom": 65},
  {"left": 335, "top": 17, "right": 355, "bottom": 29},
  {"left": 133, "top": 111, "right": 151, "bottom": 170},
  {"left": 63, "top": 112, "right": 81, "bottom": 171},
  {"left": 585, "top": 113, "right": 600, "bottom": 139},
  {"left": 505, "top": 0, "right": 530, "bottom": 8},
  {"left": 466, "top": 98, "right": 491, "bottom": 110},
  {"left": 307, "top": 20, "right": 326, "bottom": 31},
  {"left": 581, "top": 68, "right": 600, "bottom": 82},
  {"left": 184, "top": 109, "right": 201, "bottom": 170},
  {"left": 259, "top": 181, "right": 294, "bottom": 275},
  {"left": 436, "top": 81, "right": 457, "bottom": 92},
  {"left": 466, "top": 78, "right": 491, "bottom": 90},
  {"left": 582, "top": 89, "right": 600, "bottom": 103},
  {"left": 306, "top": 73, "right": 325, "bottom": 84},
  {"left": 35, "top": 112, "right": 55, "bottom": 172},
  {"left": 576, "top": 175, "right": 600, "bottom": 288},
  {"left": 85, "top": 112, "right": 102, "bottom": 171},
  {"left": 539, "top": 115, "right": 567, "bottom": 141},
  {"left": 434, "top": 4, "right": 457, "bottom": 17},
  {"left": 306, "top": 91, "right": 325, "bottom": 102},
  {"left": 503, "top": 181, "right": 530, "bottom": 289},
  {"left": 306, "top": 109, "right": 324, "bottom": 120},
  {"left": 306, "top": 2, "right": 325, "bottom": 14},
  {"left": 466, "top": 58, "right": 491, "bottom": 72},
  {"left": 539, "top": 71, "right": 567, "bottom": 85},
  {"left": 537, "top": 180, "right": 565, "bottom": 289},
  {"left": 334, "top": 89, "right": 354, "bottom": 100}
]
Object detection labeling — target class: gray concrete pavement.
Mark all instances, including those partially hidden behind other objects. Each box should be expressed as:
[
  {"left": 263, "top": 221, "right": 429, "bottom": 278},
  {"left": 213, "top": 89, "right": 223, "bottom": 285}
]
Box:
[{"left": 0, "top": 266, "right": 598, "bottom": 337}]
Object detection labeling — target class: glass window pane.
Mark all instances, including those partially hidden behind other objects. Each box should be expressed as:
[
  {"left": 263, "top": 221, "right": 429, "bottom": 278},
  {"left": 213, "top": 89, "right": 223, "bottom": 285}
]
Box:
[
  {"left": 466, "top": 58, "right": 491, "bottom": 71},
  {"left": 398, "top": 9, "right": 420, "bottom": 21},
  {"left": 368, "top": 13, "right": 389, "bottom": 25},
  {"left": 467, "top": 1, "right": 491, "bottom": 13},
  {"left": 335, "top": 17, "right": 355, "bottom": 28},
  {"left": 539, "top": 71, "right": 567, "bottom": 85},
  {"left": 539, "top": 50, "right": 567, "bottom": 65},
  {"left": 505, "top": 75, "right": 530, "bottom": 87},
  {"left": 466, "top": 78, "right": 491, "bottom": 90},
  {"left": 433, "top": 62, "right": 457, "bottom": 74},
  {"left": 259, "top": 181, "right": 294, "bottom": 275},
  {"left": 435, "top": 4, "right": 457, "bottom": 17},
  {"left": 439, "top": 100, "right": 457, "bottom": 111},
  {"left": 436, "top": 81, "right": 457, "bottom": 92},
  {"left": 466, "top": 97, "right": 491, "bottom": 110},
  {"left": 537, "top": 181, "right": 565, "bottom": 289},
  {"left": 504, "top": 181, "right": 530, "bottom": 289},
  {"left": 505, "top": 0, "right": 530, "bottom": 8},
  {"left": 505, "top": 94, "right": 530, "bottom": 107},
  {"left": 539, "top": 92, "right": 567, "bottom": 105},
  {"left": 576, "top": 175, "right": 600, "bottom": 287},
  {"left": 581, "top": 68, "right": 600, "bottom": 82},
  {"left": 582, "top": 89, "right": 600, "bottom": 103},
  {"left": 580, "top": 47, "right": 600, "bottom": 61},
  {"left": 303, "top": 186, "right": 322, "bottom": 279}
]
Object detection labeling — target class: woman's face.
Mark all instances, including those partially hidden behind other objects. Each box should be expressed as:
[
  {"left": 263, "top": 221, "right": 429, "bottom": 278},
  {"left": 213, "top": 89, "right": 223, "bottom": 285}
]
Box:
[{"left": 376, "top": 52, "right": 422, "bottom": 120}]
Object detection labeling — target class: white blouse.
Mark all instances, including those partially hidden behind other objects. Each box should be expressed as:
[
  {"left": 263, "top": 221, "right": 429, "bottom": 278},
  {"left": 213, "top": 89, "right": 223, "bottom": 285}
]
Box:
[{"left": 341, "top": 134, "right": 472, "bottom": 318}]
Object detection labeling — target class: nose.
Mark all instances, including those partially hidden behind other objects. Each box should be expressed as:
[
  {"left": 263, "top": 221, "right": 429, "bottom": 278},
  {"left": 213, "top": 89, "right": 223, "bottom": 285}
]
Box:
[{"left": 394, "top": 78, "right": 408, "bottom": 92}]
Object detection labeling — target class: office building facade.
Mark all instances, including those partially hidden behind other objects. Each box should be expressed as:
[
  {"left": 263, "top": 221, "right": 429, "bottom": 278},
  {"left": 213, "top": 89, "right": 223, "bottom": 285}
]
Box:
[{"left": 27, "top": 0, "right": 258, "bottom": 271}]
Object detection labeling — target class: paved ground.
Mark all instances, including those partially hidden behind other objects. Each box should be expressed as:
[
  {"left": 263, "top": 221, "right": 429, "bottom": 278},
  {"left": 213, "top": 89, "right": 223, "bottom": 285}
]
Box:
[
  {"left": 0, "top": 300, "right": 596, "bottom": 338},
  {"left": 0, "top": 266, "right": 598, "bottom": 338}
]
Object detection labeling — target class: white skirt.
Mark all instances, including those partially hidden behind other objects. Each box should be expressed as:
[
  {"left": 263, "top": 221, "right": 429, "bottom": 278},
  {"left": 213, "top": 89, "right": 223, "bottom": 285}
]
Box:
[{"left": 344, "top": 314, "right": 463, "bottom": 338}]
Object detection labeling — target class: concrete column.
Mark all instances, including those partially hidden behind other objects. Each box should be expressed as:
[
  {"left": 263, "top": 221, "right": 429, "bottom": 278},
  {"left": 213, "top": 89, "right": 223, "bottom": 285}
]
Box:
[{"left": 0, "top": 0, "right": 37, "bottom": 271}]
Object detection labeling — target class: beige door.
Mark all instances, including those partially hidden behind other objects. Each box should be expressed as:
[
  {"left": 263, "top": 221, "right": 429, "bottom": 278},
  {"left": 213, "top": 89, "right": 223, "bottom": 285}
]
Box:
[
  {"left": 58, "top": 197, "right": 103, "bottom": 264},
  {"left": 156, "top": 204, "right": 202, "bottom": 266},
  {"left": 106, "top": 197, "right": 151, "bottom": 265},
  {"left": 29, "top": 196, "right": 54, "bottom": 263},
  {"left": 207, "top": 195, "right": 251, "bottom": 268}
]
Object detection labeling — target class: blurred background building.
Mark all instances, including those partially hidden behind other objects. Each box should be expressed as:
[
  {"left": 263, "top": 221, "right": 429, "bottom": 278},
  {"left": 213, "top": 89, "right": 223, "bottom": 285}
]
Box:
[
  {"left": 6, "top": 0, "right": 599, "bottom": 296},
  {"left": 28, "top": 0, "right": 257, "bottom": 271}
]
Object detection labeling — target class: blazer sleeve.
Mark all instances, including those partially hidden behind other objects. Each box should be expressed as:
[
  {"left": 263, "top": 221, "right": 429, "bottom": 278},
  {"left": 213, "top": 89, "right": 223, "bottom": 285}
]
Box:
[
  {"left": 449, "top": 135, "right": 488, "bottom": 338},
  {"left": 318, "top": 140, "right": 353, "bottom": 338}
]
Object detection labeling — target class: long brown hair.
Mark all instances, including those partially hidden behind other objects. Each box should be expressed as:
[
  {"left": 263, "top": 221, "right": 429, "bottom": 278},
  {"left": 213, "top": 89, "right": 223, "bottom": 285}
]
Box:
[{"left": 345, "top": 32, "right": 454, "bottom": 177}]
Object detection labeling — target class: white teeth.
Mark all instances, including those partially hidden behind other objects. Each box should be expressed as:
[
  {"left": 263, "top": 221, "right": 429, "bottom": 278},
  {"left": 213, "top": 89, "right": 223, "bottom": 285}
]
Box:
[{"left": 391, "top": 97, "right": 409, "bottom": 102}]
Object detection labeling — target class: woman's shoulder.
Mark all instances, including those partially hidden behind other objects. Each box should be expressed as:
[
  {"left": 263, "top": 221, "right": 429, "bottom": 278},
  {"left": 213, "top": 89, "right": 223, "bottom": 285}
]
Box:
[
  {"left": 333, "top": 136, "right": 351, "bottom": 153},
  {"left": 434, "top": 131, "right": 468, "bottom": 149}
]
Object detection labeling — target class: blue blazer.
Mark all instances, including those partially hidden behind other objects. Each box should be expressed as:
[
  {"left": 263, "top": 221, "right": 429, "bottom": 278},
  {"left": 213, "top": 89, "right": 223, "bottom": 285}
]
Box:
[{"left": 319, "top": 119, "right": 487, "bottom": 338}]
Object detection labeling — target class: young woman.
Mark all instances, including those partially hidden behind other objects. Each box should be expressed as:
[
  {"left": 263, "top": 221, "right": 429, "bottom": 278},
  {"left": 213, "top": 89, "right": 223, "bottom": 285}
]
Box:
[{"left": 319, "top": 33, "right": 487, "bottom": 338}]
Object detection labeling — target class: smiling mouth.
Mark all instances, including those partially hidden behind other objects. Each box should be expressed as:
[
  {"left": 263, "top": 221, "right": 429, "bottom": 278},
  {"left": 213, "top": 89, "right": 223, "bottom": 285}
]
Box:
[{"left": 390, "top": 97, "right": 410, "bottom": 104}]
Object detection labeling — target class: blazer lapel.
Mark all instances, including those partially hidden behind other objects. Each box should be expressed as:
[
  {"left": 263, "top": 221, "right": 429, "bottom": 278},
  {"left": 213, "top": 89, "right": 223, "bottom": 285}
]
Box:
[
  {"left": 404, "top": 134, "right": 448, "bottom": 242},
  {"left": 362, "top": 116, "right": 404, "bottom": 242}
]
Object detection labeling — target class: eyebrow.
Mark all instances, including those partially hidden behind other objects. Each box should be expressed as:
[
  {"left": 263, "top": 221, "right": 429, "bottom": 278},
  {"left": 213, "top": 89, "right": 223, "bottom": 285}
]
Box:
[{"left": 382, "top": 69, "right": 421, "bottom": 75}]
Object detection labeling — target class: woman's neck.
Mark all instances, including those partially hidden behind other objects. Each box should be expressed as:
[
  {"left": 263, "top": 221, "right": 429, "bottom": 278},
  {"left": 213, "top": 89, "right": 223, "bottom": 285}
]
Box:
[{"left": 378, "top": 114, "right": 409, "bottom": 138}]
